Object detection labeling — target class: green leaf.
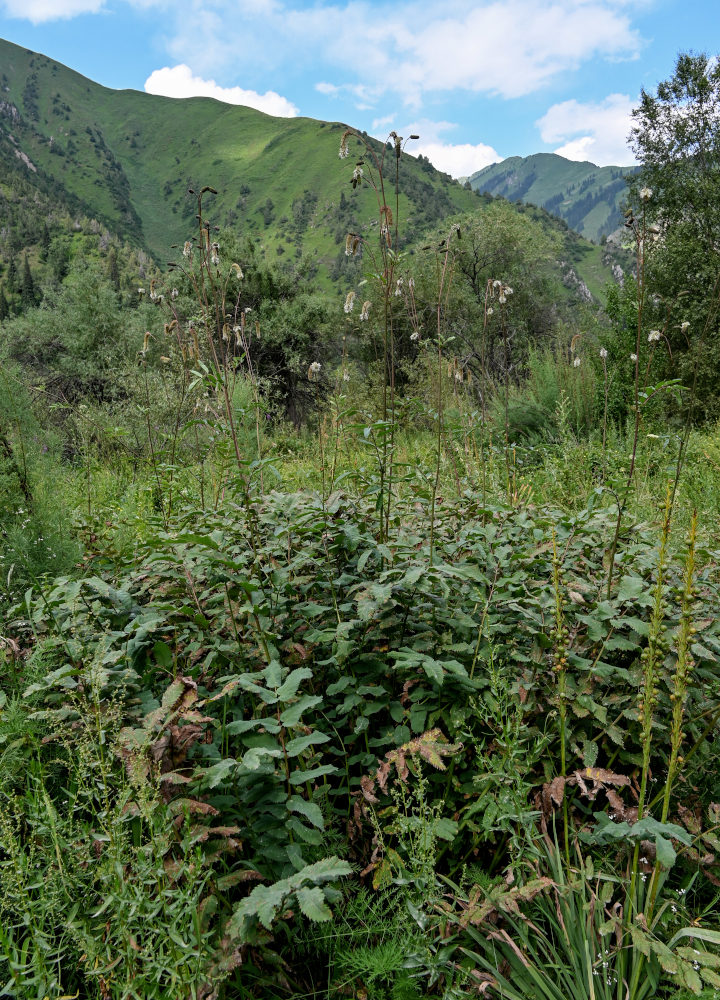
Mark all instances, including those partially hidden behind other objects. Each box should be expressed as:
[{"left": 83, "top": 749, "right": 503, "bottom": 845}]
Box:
[
  {"left": 434, "top": 817, "right": 458, "bottom": 842},
  {"left": 280, "top": 694, "right": 323, "bottom": 727},
  {"left": 153, "top": 640, "right": 173, "bottom": 667},
  {"left": 263, "top": 660, "right": 282, "bottom": 690},
  {"left": 285, "top": 732, "right": 330, "bottom": 756},
  {"left": 289, "top": 764, "right": 338, "bottom": 785},
  {"left": 616, "top": 575, "right": 647, "bottom": 602},
  {"left": 295, "top": 886, "right": 332, "bottom": 922},
  {"left": 654, "top": 833, "right": 677, "bottom": 868},
  {"left": 287, "top": 796, "right": 325, "bottom": 829},
  {"left": 277, "top": 668, "right": 313, "bottom": 701},
  {"left": 202, "top": 758, "right": 237, "bottom": 788}
]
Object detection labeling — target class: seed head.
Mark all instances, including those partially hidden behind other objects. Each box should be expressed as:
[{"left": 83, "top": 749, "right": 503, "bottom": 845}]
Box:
[
  {"left": 183, "top": 241, "right": 192, "bottom": 259},
  {"left": 639, "top": 187, "right": 653, "bottom": 201},
  {"left": 648, "top": 330, "right": 661, "bottom": 342},
  {"left": 344, "top": 290, "right": 356, "bottom": 314},
  {"left": 600, "top": 347, "right": 608, "bottom": 359},
  {"left": 360, "top": 300, "right": 371, "bottom": 321},
  {"left": 573, "top": 356, "right": 581, "bottom": 368},
  {"left": 308, "top": 360, "right": 322, "bottom": 381},
  {"left": 339, "top": 130, "right": 351, "bottom": 159}
]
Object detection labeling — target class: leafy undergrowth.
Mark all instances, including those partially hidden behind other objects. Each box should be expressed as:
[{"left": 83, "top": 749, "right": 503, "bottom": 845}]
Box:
[{"left": 2, "top": 483, "right": 720, "bottom": 998}]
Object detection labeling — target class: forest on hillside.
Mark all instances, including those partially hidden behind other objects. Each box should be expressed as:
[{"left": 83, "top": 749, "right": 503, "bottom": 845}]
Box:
[{"left": 1, "top": 50, "right": 720, "bottom": 1000}]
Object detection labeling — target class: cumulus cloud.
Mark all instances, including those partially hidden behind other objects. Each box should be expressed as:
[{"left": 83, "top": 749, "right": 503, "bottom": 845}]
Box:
[
  {"left": 536, "top": 93, "right": 637, "bottom": 165},
  {"left": 148, "top": 0, "right": 643, "bottom": 108},
  {"left": 144, "top": 65, "right": 298, "bottom": 117},
  {"left": 411, "top": 141, "right": 502, "bottom": 178},
  {"left": 2, "top": 0, "right": 103, "bottom": 20},
  {"left": 384, "top": 118, "right": 501, "bottom": 177}
]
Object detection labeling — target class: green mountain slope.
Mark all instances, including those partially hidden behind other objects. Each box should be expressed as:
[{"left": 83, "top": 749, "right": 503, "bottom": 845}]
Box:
[
  {"left": 466, "top": 153, "right": 638, "bottom": 243},
  {"left": 0, "top": 38, "right": 482, "bottom": 267},
  {"left": 0, "top": 38, "right": 630, "bottom": 306}
]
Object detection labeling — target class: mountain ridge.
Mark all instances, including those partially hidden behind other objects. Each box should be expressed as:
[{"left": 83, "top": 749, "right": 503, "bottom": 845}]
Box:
[{"left": 467, "top": 152, "right": 639, "bottom": 243}]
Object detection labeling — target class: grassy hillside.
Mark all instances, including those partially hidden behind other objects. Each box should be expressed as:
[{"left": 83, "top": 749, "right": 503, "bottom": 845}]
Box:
[
  {"left": 0, "top": 37, "right": 633, "bottom": 306},
  {"left": 467, "top": 152, "right": 639, "bottom": 243},
  {"left": 0, "top": 38, "right": 481, "bottom": 266}
]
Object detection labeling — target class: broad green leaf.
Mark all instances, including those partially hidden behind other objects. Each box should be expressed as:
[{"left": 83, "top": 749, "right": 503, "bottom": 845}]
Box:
[
  {"left": 285, "top": 732, "right": 330, "bottom": 756},
  {"left": 276, "top": 667, "right": 313, "bottom": 701},
  {"left": 280, "top": 694, "right": 323, "bottom": 728},
  {"left": 287, "top": 796, "right": 324, "bottom": 829},
  {"left": 296, "top": 886, "right": 332, "bottom": 922}
]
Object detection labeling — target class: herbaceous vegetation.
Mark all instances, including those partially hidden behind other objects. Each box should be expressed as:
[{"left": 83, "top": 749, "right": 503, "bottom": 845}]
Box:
[{"left": 1, "top": 47, "right": 720, "bottom": 1000}]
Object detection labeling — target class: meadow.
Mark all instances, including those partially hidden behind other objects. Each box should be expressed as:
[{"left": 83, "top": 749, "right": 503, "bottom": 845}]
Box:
[{"left": 1, "top": 123, "right": 720, "bottom": 1000}]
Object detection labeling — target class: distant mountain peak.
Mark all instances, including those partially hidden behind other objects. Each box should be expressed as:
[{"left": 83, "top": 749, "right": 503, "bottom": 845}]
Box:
[{"left": 467, "top": 152, "right": 638, "bottom": 243}]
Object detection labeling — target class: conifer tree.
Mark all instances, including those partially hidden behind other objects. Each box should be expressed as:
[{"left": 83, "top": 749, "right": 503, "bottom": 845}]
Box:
[{"left": 21, "top": 253, "right": 35, "bottom": 309}]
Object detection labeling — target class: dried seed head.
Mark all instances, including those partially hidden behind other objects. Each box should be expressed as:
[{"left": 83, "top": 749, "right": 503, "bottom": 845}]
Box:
[
  {"left": 339, "top": 130, "right": 352, "bottom": 159},
  {"left": 183, "top": 241, "right": 192, "bottom": 259},
  {"left": 308, "top": 360, "right": 322, "bottom": 380},
  {"left": 344, "top": 290, "right": 356, "bottom": 313},
  {"left": 360, "top": 300, "right": 371, "bottom": 321}
]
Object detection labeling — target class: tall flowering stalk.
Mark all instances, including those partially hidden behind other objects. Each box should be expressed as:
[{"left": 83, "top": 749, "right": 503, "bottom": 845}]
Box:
[
  {"left": 335, "top": 128, "right": 418, "bottom": 542},
  {"left": 606, "top": 189, "right": 652, "bottom": 598},
  {"left": 550, "top": 529, "right": 570, "bottom": 864},
  {"left": 600, "top": 347, "right": 609, "bottom": 478},
  {"left": 429, "top": 224, "right": 461, "bottom": 568},
  {"left": 621, "top": 487, "right": 672, "bottom": 957}
]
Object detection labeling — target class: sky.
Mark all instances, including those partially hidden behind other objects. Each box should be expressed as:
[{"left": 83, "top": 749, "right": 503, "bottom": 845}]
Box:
[{"left": 0, "top": 0, "right": 717, "bottom": 178}]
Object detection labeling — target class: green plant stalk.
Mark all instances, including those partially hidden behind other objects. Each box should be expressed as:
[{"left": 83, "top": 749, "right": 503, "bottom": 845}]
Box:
[
  {"left": 621, "top": 488, "right": 672, "bottom": 998},
  {"left": 644, "top": 512, "right": 698, "bottom": 923},
  {"left": 606, "top": 203, "right": 648, "bottom": 599},
  {"left": 551, "top": 529, "right": 569, "bottom": 866}
]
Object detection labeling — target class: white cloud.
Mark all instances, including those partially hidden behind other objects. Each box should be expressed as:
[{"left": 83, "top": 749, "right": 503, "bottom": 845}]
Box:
[
  {"left": 372, "top": 114, "right": 396, "bottom": 132},
  {"left": 315, "top": 82, "right": 341, "bottom": 97},
  {"left": 144, "top": 65, "right": 298, "bottom": 117},
  {"left": 536, "top": 93, "right": 637, "bottom": 165},
  {"left": 150, "top": 0, "right": 644, "bottom": 109},
  {"left": 411, "top": 141, "right": 502, "bottom": 177},
  {"left": 1, "top": 0, "right": 103, "bottom": 21},
  {"left": 371, "top": 119, "right": 501, "bottom": 178}
]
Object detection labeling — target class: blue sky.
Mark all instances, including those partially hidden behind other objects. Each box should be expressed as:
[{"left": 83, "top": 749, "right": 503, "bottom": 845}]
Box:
[{"left": 0, "top": 0, "right": 717, "bottom": 176}]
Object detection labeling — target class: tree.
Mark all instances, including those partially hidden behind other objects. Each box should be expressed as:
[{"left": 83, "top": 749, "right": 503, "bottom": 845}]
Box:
[
  {"left": 21, "top": 253, "right": 36, "bottom": 310},
  {"left": 629, "top": 53, "right": 720, "bottom": 251},
  {"left": 629, "top": 52, "right": 720, "bottom": 421}
]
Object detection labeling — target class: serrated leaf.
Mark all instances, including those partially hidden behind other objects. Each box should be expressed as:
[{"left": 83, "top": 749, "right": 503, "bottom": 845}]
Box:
[
  {"left": 277, "top": 668, "right": 313, "bottom": 701},
  {"left": 285, "top": 732, "right": 330, "bottom": 756},
  {"left": 202, "top": 758, "right": 237, "bottom": 788},
  {"left": 280, "top": 694, "right": 322, "bottom": 728},
  {"left": 287, "top": 796, "right": 324, "bottom": 829},
  {"left": 296, "top": 886, "right": 332, "bottom": 922}
]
